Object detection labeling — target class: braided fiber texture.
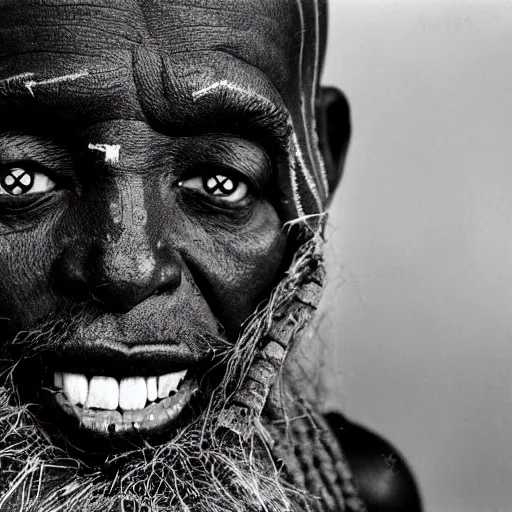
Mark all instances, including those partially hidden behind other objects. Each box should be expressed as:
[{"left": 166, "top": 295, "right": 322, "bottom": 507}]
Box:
[
  {"left": 218, "top": 218, "right": 367, "bottom": 512},
  {"left": 0, "top": 219, "right": 366, "bottom": 512},
  {"left": 264, "top": 399, "right": 366, "bottom": 512}
]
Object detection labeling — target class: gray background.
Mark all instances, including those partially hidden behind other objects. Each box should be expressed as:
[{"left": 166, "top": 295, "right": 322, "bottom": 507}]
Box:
[{"left": 320, "top": 1, "right": 512, "bottom": 511}]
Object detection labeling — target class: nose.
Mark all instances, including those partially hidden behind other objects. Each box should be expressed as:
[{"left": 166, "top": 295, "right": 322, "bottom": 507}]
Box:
[
  {"left": 89, "top": 238, "right": 181, "bottom": 313},
  {"left": 56, "top": 240, "right": 181, "bottom": 313},
  {"left": 55, "top": 181, "right": 181, "bottom": 313}
]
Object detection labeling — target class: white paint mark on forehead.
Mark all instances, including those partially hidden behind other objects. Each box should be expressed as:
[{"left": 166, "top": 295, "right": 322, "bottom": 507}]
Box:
[
  {"left": 0, "top": 72, "right": 35, "bottom": 85},
  {"left": 24, "top": 70, "right": 89, "bottom": 96},
  {"left": 192, "top": 80, "right": 276, "bottom": 107},
  {"left": 88, "top": 144, "right": 121, "bottom": 164}
]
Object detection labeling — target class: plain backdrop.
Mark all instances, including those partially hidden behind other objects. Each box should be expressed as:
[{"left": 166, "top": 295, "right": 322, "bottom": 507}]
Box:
[{"left": 319, "top": 1, "right": 512, "bottom": 511}]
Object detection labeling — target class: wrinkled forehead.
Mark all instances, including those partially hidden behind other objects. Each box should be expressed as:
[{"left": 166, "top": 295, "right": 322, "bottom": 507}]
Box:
[
  {"left": 0, "top": 0, "right": 328, "bottom": 218},
  {"left": 0, "top": 0, "right": 321, "bottom": 122}
]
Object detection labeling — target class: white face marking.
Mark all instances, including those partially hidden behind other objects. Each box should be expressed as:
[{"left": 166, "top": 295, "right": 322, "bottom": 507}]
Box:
[
  {"left": 0, "top": 72, "right": 34, "bottom": 85},
  {"left": 24, "top": 70, "right": 89, "bottom": 96},
  {"left": 88, "top": 143, "right": 121, "bottom": 164},
  {"left": 191, "top": 80, "right": 275, "bottom": 107},
  {"left": 292, "top": 0, "right": 328, "bottom": 198},
  {"left": 310, "top": 0, "right": 329, "bottom": 194},
  {"left": 291, "top": 133, "right": 322, "bottom": 211},
  {"left": 191, "top": 79, "right": 315, "bottom": 217}
]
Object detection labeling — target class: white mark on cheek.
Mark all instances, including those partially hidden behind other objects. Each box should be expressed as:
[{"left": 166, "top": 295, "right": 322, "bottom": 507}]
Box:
[
  {"left": 88, "top": 144, "right": 121, "bottom": 164},
  {"left": 156, "top": 240, "right": 164, "bottom": 250},
  {"left": 24, "top": 70, "right": 89, "bottom": 97},
  {"left": 291, "top": 133, "right": 321, "bottom": 210}
]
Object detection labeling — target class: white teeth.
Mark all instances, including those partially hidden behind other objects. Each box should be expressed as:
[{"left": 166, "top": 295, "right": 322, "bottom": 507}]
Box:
[
  {"left": 85, "top": 376, "right": 119, "bottom": 410},
  {"left": 147, "top": 376, "right": 158, "bottom": 402},
  {"left": 54, "top": 372, "right": 63, "bottom": 389},
  {"left": 119, "top": 377, "right": 147, "bottom": 410},
  {"left": 63, "top": 373, "right": 88, "bottom": 406},
  {"left": 158, "top": 370, "right": 187, "bottom": 399},
  {"left": 57, "top": 370, "right": 188, "bottom": 411}
]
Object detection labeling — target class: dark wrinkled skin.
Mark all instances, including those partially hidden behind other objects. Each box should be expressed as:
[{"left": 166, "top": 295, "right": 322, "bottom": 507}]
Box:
[
  {"left": 0, "top": 0, "right": 306, "bottom": 361},
  {"left": 0, "top": 1, "right": 422, "bottom": 510}
]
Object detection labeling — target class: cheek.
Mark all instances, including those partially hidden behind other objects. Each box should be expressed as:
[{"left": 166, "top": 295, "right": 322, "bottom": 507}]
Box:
[
  {"left": 0, "top": 225, "right": 59, "bottom": 337},
  {"left": 179, "top": 205, "right": 287, "bottom": 339}
]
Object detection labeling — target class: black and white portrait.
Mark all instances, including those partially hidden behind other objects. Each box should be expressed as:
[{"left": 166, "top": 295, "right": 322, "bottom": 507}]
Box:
[{"left": 0, "top": 1, "right": 507, "bottom": 511}]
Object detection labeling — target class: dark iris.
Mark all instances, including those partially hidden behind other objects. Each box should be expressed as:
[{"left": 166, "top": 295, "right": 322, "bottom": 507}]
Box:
[
  {"left": 202, "top": 175, "right": 237, "bottom": 195},
  {"left": 1, "top": 168, "right": 34, "bottom": 196}
]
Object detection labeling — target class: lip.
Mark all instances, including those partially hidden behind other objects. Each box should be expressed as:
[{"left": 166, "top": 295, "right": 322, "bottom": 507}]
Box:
[
  {"left": 13, "top": 341, "right": 215, "bottom": 444},
  {"left": 42, "top": 340, "right": 212, "bottom": 378}
]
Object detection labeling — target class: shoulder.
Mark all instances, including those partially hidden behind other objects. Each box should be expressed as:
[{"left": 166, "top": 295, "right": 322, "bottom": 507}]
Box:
[{"left": 325, "top": 412, "right": 423, "bottom": 512}]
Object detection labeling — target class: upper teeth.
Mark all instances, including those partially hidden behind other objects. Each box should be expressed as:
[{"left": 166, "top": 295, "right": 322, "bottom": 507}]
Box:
[{"left": 55, "top": 370, "right": 188, "bottom": 411}]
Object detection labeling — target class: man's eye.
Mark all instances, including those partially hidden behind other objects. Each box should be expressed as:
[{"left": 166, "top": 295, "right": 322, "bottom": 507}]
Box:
[
  {"left": 0, "top": 167, "right": 56, "bottom": 197},
  {"left": 179, "top": 174, "right": 249, "bottom": 203}
]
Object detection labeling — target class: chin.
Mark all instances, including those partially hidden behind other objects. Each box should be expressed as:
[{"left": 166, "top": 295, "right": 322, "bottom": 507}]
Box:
[
  {"left": 3, "top": 328, "right": 229, "bottom": 461},
  {"left": 0, "top": 350, "right": 297, "bottom": 512}
]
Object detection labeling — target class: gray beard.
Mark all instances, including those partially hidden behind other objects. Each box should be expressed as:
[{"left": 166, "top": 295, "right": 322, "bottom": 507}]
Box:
[
  {"left": 0, "top": 224, "right": 338, "bottom": 512},
  {"left": 0, "top": 381, "right": 312, "bottom": 512},
  {"left": 0, "top": 300, "right": 315, "bottom": 512}
]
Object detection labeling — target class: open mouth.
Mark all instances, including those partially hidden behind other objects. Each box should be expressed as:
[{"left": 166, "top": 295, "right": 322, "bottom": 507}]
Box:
[{"left": 46, "top": 369, "right": 199, "bottom": 437}]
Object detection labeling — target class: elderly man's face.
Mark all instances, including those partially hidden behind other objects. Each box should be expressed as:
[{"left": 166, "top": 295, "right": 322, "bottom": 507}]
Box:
[{"left": 0, "top": 0, "right": 346, "bottom": 445}]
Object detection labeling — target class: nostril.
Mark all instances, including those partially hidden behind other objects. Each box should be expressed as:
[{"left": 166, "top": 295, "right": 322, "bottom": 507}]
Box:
[
  {"left": 56, "top": 238, "right": 182, "bottom": 312},
  {"left": 90, "top": 282, "right": 154, "bottom": 313},
  {"left": 158, "top": 265, "right": 181, "bottom": 287},
  {"left": 87, "top": 247, "right": 182, "bottom": 312},
  {"left": 52, "top": 244, "right": 90, "bottom": 298}
]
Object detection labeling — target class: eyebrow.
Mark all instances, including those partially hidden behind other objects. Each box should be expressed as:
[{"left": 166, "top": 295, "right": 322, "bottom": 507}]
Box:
[
  {"left": 0, "top": 75, "right": 294, "bottom": 160},
  {"left": 190, "top": 81, "right": 292, "bottom": 154},
  {"left": 184, "top": 135, "right": 273, "bottom": 185},
  {"left": 0, "top": 70, "right": 93, "bottom": 131}
]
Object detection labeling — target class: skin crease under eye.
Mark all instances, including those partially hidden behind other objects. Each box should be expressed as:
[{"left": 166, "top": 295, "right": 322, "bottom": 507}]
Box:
[{"left": 0, "top": 171, "right": 56, "bottom": 196}]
